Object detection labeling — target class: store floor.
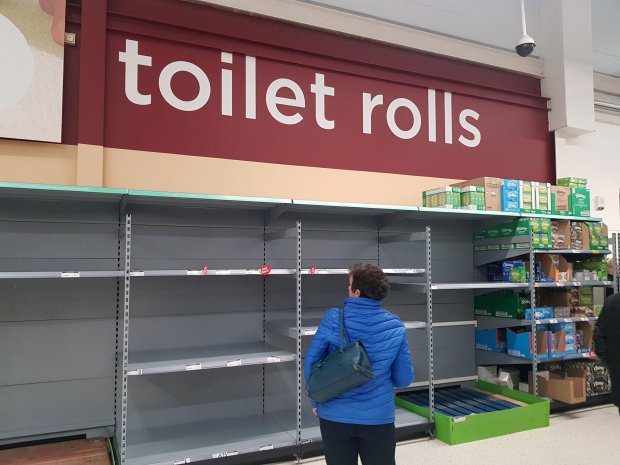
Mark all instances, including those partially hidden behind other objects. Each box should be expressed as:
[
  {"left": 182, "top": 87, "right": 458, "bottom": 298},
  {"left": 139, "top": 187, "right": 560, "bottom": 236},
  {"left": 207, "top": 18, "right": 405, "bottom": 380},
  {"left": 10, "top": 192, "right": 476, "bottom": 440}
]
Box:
[{"left": 277, "top": 405, "right": 620, "bottom": 465}]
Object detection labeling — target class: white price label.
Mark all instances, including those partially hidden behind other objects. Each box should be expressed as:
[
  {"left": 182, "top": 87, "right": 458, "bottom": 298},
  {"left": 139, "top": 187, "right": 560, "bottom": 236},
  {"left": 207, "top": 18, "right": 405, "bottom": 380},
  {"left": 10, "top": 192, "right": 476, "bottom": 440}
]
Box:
[
  {"left": 226, "top": 359, "right": 242, "bottom": 367},
  {"left": 61, "top": 272, "right": 80, "bottom": 278},
  {"left": 130, "top": 271, "right": 145, "bottom": 277},
  {"left": 303, "top": 330, "right": 317, "bottom": 336},
  {"left": 573, "top": 282, "right": 582, "bottom": 286},
  {"left": 453, "top": 416, "right": 467, "bottom": 423},
  {"left": 317, "top": 270, "right": 329, "bottom": 274},
  {"left": 580, "top": 317, "right": 588, "bottom": 321},
  {"left": 548, "top": 319, "right": 558, "bottom": 324},
  {"left": 260, "top": 444, "right": 274, "bottom": 451},
  {"left": 186, "top": 270, "right": 203, "bottom": 276},
  {"left": 185, "top": 363, "right": 201, "bottom": 371},
  {"left": 216, "top": 270, "right": 232, "bottom": 275},
  {"left": 266, "top": 356, "right": 281, "bottom": 363},
  {"left": 535, "top": 320, "right": 541, "bottom": 325},
  {"left": 212, "top": 451, "right": 238, "bottom": 459},
  {"left": 127, "top": 369, "right": 143, "bottom": 376}
]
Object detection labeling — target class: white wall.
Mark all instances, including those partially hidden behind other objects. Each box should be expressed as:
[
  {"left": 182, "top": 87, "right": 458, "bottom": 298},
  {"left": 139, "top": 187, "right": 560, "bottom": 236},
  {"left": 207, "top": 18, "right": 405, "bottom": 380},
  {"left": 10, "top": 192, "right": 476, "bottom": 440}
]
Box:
[{"left": 555, "top": 111, "right": 620, "bottom": 231}]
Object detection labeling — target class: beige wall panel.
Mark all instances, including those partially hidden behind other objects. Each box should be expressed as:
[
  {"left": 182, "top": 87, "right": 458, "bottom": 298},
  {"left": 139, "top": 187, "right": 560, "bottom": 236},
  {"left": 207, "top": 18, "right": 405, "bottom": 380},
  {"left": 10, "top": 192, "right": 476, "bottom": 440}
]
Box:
[
  {"left": 104, "top": 148, "right": 458, "bottom": 206},
  {"left": 0, "top": 140, "right": 77, "bottom": 185}
]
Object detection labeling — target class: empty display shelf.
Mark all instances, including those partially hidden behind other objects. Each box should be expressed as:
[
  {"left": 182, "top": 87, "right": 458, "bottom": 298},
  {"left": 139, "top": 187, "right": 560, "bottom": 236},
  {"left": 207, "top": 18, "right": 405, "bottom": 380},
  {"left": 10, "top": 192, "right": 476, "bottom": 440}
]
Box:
[{"left": 127, "top": 343, "right": 295, "bottom": 375}]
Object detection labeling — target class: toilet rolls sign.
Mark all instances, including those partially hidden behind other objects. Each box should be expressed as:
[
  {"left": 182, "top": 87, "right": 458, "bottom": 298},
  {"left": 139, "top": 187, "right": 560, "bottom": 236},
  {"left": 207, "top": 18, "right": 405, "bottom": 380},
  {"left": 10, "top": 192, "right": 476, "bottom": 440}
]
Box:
[{"left": 105, "top": 33, "right": 553, "bottom": 181}]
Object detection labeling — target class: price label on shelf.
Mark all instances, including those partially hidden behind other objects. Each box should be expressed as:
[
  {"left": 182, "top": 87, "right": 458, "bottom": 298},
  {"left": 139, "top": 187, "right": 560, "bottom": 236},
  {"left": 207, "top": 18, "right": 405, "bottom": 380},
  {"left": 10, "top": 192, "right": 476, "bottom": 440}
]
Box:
[
  {"left": 226, "top": 359, "right": 242, "bottom": 367},
  {"left": 127, "top": 369, "right": 143, "bottom": 376},
  {"left": 216, "top": 270, "right": 232, "bottom": 275},
  {"left": 130, "top": 271, "right": 145, "bottom": 277},
  {"left": 212, "top": 451, "right": 238, "bottom": 459},
  {"left": 61, "top": 272, "right": 80, "bottom": 278},
  {"left": 266, "top": 356, "right": 281, "bottom": 363},
  {"left": 185, "top": 363, "right": 201, "bottom": 371},
  {"left": 172, "top": 459, "right": 191, "bottom": 465},
  {"left": 186, "top": 270, "right": 202, "bottom": 276},
  {"left": 573, "top": 282, "right": 582, "bottom": 286},
  {"left": 260, "top": 264, "right": 272, "bottom": 275},
  {"left": 535, "top": 320, "right": 541, "bottom": 325},
  {"left": 548, "top": 319, "right": 558, "bottom": 324},
  {"left": 579, "top": 317, "right": 589, "bottom": 322},
  {"left": 303, "top": 329, "right": 317, "bottom": 336},
  {"left": 260, "top": 444, "right": 274, "bottom": 451}
]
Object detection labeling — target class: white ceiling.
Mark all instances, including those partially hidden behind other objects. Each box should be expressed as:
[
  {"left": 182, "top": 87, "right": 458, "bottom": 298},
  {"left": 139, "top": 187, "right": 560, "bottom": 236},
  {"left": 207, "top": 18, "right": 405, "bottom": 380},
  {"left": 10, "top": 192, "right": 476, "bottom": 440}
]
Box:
[{"left": 299, "top": 0, "right": 620, "bottom": 78}]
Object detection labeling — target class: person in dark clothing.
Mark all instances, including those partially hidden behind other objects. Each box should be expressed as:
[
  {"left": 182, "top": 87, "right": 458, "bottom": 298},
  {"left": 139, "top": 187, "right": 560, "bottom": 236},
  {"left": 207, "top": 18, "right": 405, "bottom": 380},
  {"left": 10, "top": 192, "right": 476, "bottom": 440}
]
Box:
[{"left": 594, "top": 292, "right": 620, "bottom": 414}]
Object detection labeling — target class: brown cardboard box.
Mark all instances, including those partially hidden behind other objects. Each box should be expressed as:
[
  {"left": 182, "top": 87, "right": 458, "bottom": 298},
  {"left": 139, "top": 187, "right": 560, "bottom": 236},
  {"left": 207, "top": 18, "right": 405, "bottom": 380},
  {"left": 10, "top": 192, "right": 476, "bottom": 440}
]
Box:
[
  {"left": 537, "top": 254, "right": 573, "bottom": 282},
  {"left": 529, "top": 371, "right": 586, "bottom": 404},
  {"left": 551, "top": 220, "right": 571, "bottom": 249},
  {"left": 551, "top": 186, "right": 571, "bottom": 214},
  {"left": 451, "top": 177, "right": 501, "bottom": 211},
  {"left": 537, "top": 287, "right": 580, "bottom": 307}
]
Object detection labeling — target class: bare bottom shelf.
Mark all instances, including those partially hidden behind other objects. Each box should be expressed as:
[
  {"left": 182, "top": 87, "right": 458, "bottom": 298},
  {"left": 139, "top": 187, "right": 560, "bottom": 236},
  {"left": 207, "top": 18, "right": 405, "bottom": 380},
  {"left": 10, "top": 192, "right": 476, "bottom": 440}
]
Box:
[
  {"left": 299, "top": 405, "right": 431, "bottom": 443},
  {"left": 125, "top": 413, "right": 296, "bottom": 465}
]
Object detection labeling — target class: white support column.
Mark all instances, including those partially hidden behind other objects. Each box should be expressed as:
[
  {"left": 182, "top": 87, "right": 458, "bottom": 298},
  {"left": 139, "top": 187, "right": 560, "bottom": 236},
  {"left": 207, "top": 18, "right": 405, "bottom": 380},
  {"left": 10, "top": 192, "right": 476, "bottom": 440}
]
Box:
[{"left": 539, "top": 0, "right": 595, "bottom": 137}]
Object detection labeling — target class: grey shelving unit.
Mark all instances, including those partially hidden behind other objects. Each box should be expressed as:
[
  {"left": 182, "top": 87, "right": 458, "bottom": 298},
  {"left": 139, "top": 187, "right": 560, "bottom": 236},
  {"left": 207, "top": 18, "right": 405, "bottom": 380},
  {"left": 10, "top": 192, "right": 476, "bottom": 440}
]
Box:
[
  {"left": 474, "top": 232, "right": 614, "bottom": 396},
  {"left": 0, "top": 182, "right": 612, "bottom": 464},
  {"left": 0, "top": 191, "right": 123, "bottom": 444}
]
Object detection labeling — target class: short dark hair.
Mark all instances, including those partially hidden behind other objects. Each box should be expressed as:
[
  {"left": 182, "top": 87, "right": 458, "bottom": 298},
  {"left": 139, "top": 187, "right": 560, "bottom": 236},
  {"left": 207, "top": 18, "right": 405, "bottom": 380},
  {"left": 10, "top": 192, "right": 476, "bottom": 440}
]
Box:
[{"left": 349, "top": 263, "right": 389, "bottom": 301}]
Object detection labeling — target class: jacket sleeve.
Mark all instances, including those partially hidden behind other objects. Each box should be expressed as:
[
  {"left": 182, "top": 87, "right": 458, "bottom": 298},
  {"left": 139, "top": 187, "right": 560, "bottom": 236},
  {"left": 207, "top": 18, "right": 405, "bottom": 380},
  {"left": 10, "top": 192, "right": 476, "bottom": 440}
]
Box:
[
  {"left": 303, "top": 309, "right": 335, "bottom": 406},
  {"left": 594, "top": 304, "right": 610, "bottom": 366},
  {"left": 390, "top": 331, "right": 415, "bottom": 388}
]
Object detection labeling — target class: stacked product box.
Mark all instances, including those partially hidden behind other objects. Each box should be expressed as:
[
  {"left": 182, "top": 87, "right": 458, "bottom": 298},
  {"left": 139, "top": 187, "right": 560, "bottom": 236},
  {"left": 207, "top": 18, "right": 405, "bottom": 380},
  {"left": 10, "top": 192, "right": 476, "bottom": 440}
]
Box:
[
  {"left": 474, "top": 218, "right": 552, "bottom": 251},
  {"left": 560, "top": 360, "right": 612, "bottom": 396},
  {"left": 548, "top": 322, "right": 578, "bottom": 357},
  {"left": 585, "top": 222, "right": 609, "bottom": 250},
  {"left": 507, "top": 327, "right": 550, "bottom": 360},
  {"left": 451, "top": 177, "right": 502, "bottom": 211},
  {"left": 534, "top": 182, "right": 551, "bottom": 214},
  {"left": 460, "top": 186, "right": 485, "bottom": 210},
  {"left": 559, "top": 177, "right": 591, "bottom": 217},
  {"left": 557, "top": 177, "right": 588, "bottom": 188},
  {"left": 475, "top": 328, "right": 507, "bottom": 353},
  {"left": 519, "top": 181, "right": 534, "bottom": 213},
  {"left": 551, "top": 185, "right": 571, "bottom": 215},
  {"left": 501, "top": 179, "right": 520, "bottom": 212},
  {"left": 474, "top": 290, "right": 531, "bottom": 319},
  {"left": 423, "top": 186, "right": 462, "bottom": 209}
]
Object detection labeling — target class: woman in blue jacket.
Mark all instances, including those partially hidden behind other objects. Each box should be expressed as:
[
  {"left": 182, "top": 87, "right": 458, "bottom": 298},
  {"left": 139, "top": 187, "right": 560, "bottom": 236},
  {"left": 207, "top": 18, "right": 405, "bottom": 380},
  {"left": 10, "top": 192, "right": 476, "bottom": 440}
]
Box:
[{"left": 304, "top": 263, "right": 414, "bottom": 465}]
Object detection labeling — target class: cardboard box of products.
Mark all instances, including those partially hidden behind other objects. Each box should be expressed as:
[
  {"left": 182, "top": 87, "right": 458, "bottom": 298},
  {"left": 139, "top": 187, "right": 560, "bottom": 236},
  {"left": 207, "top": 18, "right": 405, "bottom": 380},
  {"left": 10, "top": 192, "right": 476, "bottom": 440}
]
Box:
[
  {"left": 476, "top": 329, "right": 507, "bottom": 353},
  {"left": 551, "top": 186, "right": 571, "bottom": 215},
  {"left": 534, "top": 182, "right": 552, "bottom": 214},
  {"left": 507, "top": 328, "right": 550, "bottom": 359},
  {"left": 451, "top": 177, "right": 502, "bottom": 211},
  {"left": 537, "top": 254, "right": 573, "bottom": 282},
  {"left": 570, "top": 188, "right": 591, "bottom": 217},
  {"left": 475, "top": 290, "right": 531, "bottom": 319}
]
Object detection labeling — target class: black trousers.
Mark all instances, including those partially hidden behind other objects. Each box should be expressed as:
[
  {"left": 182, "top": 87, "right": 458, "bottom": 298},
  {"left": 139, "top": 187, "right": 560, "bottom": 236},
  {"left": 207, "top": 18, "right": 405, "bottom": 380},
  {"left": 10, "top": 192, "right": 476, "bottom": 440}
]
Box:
[{"left": 319, "top": 418, "right": 396, "bottom": 465}]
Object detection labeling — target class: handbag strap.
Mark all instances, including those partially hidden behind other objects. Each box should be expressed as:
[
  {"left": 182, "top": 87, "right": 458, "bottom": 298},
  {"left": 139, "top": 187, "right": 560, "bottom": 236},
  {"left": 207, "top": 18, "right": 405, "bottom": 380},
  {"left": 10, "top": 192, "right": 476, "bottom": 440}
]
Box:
[{"left": 339, "top": 307, "right": 352, "bottom": 349}]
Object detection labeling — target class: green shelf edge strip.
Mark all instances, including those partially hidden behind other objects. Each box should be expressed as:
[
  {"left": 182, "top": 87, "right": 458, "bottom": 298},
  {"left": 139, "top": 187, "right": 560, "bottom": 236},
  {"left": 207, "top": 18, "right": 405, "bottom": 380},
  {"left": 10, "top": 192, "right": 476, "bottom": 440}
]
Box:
[{"left": 0, "top": 182, "right": 605, "bottom": 221}]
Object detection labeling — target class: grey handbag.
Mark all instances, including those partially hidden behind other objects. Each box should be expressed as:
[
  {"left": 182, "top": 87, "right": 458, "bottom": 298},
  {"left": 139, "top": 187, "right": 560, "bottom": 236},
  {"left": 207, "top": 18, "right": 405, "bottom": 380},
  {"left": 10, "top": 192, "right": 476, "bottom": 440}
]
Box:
[{"left": 305, "top": 307, "right": 375, "bottom": 403}]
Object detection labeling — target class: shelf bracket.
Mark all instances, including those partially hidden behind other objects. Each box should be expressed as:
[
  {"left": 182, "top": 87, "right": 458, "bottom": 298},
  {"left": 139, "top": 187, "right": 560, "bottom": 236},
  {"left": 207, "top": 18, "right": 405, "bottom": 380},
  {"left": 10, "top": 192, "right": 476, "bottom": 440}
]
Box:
[
  {"left": 264, "top": 204, "right": 290, "bottom": 227},
  {"left": 379, "top": 211, "right": 418, "bottom": 230}
]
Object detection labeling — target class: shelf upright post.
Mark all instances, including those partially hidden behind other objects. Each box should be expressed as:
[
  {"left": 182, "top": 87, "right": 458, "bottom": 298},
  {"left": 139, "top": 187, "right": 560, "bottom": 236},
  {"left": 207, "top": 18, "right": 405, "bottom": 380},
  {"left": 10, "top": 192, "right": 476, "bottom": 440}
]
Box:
[
  {"left": 425, "top": 226, "right": 434, "bottom": 420},
  {"left": 613, "top": 233, "right": 619, "bottom": 294},
  {"left": 119, "top": 214, "right": 131, "bottom": 464},
  {"left": 296, "top": 220, "right": 302, "bottom": 446},
  {"left": 529, "top": 228, "right": 538, "bottom": 395}
]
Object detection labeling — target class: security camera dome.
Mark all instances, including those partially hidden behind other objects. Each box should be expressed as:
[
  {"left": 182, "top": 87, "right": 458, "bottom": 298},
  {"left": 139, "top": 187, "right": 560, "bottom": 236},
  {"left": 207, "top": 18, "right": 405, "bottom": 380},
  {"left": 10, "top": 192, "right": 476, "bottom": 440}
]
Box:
[{"left": 515, "top": 34, "right": 536, "bottom": 57}]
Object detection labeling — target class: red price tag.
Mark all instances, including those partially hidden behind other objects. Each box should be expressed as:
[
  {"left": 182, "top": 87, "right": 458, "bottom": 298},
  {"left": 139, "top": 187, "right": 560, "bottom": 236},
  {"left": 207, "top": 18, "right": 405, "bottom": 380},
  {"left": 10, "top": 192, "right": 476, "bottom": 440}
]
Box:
[
  {"left": 202, "top": 265, "right": 209, "bottom": 275},
  {"left": 310, "top": 265, "right": 316, "bottom": 275},
  {"left": 260, "top": 265, "right": 272, "bottom": 275}
]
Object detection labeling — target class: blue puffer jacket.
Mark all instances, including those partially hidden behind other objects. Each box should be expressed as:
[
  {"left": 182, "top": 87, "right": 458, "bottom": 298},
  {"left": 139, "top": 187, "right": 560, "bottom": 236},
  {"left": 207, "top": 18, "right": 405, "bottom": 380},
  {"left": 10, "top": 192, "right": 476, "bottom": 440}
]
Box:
[{"left": 304, "top": 297, "right": 414, "bottom": 425}]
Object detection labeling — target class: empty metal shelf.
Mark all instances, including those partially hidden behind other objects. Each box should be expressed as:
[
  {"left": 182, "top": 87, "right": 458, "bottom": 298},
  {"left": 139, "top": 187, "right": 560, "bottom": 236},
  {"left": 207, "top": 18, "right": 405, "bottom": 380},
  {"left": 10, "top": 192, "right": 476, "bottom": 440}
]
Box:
[{"left": 127, "top": 343, "right": 295, "bottom": 375}]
